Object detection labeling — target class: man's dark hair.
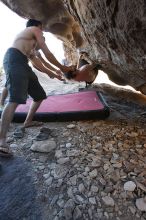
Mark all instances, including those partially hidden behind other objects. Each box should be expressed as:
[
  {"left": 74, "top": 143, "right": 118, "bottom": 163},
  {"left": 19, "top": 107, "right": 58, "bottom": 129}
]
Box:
[
  {"left": 26, "top": 19, "right": 42, "bottom": 27},
  {"left": 64, "top": 71, "right": 77, "bottom": 80}
]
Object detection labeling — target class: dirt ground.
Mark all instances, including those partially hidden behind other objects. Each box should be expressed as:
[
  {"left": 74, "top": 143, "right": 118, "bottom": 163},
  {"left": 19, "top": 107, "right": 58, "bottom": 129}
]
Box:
[{"left": 0, "top": 83, "right": 146, "bottom": 220}]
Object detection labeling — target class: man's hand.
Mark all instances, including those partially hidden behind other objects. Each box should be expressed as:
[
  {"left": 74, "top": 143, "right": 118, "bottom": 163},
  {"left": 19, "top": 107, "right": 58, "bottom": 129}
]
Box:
[
  {"left": 56, "top": 69, "right": 63, "bottom": 76},
  {"left": 55, "top": 70, "right": 65, "bottom": 81},
  {"left": 55, "top": 74, "right": 65, "bottom": 81}
]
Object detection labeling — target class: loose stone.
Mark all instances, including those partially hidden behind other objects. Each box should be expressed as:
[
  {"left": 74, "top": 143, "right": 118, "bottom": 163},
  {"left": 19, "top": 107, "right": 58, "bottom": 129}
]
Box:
[
  {"left": 102, "top": 196, "right": 115, "bottom": 206},
  {"left": 136, "top": 198, "right": 146, "bottom": 211},
  {"left": 124, "top": 181, "right": 136, "bottom": 192},
  {"left": 30, "top": 140, "right": 56, "bottom": 152}
]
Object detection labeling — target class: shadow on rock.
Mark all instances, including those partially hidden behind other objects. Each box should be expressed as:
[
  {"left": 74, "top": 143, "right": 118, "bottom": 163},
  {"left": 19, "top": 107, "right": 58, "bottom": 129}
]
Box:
[{"left": 0, "top": 157, "right": 43, "bottom": 220}]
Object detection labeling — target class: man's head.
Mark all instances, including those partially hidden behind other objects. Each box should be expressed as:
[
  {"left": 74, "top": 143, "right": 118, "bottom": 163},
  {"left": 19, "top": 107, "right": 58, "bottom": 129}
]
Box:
[{"left": 26, "top": 19, "right": 42, "bottom": 29}]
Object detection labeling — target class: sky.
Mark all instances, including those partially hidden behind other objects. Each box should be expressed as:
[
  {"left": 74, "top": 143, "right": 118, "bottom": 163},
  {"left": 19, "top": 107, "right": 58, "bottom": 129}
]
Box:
[{"left": 0, "top": 2, "right": 65, "bottom": 65}]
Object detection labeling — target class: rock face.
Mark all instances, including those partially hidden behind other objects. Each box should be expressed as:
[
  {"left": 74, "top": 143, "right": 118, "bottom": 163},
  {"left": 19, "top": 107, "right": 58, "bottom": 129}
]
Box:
[
  {"left": 1, "top": 0, "right": 146, "bottom": 91},
  {"left": 64, "top": 0, "right": 146, "bottom": 91}
]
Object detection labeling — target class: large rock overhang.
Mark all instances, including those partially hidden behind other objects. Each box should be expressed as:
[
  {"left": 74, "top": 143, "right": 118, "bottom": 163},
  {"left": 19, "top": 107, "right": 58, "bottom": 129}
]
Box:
[{"left": 1, "top": 0, "right": 146, "bottom": 92}]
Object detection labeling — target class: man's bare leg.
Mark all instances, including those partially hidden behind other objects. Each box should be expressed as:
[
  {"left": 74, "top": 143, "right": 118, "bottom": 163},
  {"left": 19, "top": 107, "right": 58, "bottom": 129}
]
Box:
[
  {"left": 0, "top": 87, "right": 8, "bottom": 108},
  {"left": 0, "top": 102, "right": 18, "bottom": 149},
  {"left": 24, "top": 100, "right": 43, "bottom": 127}
]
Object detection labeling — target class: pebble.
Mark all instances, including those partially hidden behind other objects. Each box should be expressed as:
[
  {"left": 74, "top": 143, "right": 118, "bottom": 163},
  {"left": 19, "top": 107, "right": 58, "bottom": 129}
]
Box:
[
  {"left": 57, "top": 157, "right": 69, "bottom": 164},
  {"left": 73, "top": 206, "right": 82, "bottom": 219},
  {"left": 57, "top": 199, "right": 65, "bottom": 208},
  {"left": 64, "top": 199, "right": 75, "bottom": 220},
  {"left": 89, "top": 197, "right": 96, "bottom": 204},
  {"left": 70, "top": 175, "right": 77, "bottom": 185},
  {"left": 76, "top": 195, "right": 84, "bottom": 203},
  {"left": 55, "top": 150, "right": 63, "bottom": 158},
  {"left": 136, "top": 198, "right": 146, "bottom": 211},
  {"left": 66, "top": 143, "right": 72, "bottom": 148},
  {"left": 5, "top": 112, "right": 146, "bottom": 220},
  {"left": 43, "top": 173, "right": 50, "bottom": 179},
  {"left": 10, "top": 143, "right": 18, "bottom": 148},
  {"left": 90, "top": 185, "right": 99, "bottom": 193},
  {"left": 124, "top": 181, "right": 136, "bottom": 192},
  {"left": 89, "top": 169, "right": 98, "bottom": 178},
  {"left": 67, "top": 124, "right": 76, "bottom": 129},
  {"left": 78, "top": 183, "right": 85, "bottom": 193},
  {"left": 102, "top": 196, "right": 115, "bottom": 206},
  {"left": 54, "top": 165, "right": 68, "bottom": 179},
  {"left": 45, "top": 177, "right": 53, "bottom": 185}
]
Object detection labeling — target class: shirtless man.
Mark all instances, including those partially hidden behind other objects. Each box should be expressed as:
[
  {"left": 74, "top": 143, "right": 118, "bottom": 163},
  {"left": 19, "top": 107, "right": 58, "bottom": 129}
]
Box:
[
  {"left": 0, "top": 19, "right": 74, "bottom": 157},
  {"left": 64, "top": 53, "right": 102, "bottom": 86},
  {"left": 0, "top": 38, "right": 63, "bottom": 109},
  {"left": 0, "top": 51, "right": 63, "bottom": 109}
]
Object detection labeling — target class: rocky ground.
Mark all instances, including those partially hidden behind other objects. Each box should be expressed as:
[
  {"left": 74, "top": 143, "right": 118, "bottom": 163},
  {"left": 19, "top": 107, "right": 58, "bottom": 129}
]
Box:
[{"left": 0, "top": 83, "right": 146, "bottom": 220}]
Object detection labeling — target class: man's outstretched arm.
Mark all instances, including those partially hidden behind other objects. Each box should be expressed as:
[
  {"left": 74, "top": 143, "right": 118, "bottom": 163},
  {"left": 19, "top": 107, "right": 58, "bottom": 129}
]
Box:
[
  {"left": 30, "top": 56, "right": 63, "bottom": 81},
  {"left": 37, "top": 52, "right": 58, "bottom": 72},
  {"left": 33, "top": 27, "right": 75, "bottom": 73}
]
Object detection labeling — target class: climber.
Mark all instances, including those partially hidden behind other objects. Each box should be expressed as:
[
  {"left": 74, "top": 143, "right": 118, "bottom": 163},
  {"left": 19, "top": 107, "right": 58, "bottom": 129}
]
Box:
[{"left": 64, "top": 52, "right": 102, "bottom": 86}]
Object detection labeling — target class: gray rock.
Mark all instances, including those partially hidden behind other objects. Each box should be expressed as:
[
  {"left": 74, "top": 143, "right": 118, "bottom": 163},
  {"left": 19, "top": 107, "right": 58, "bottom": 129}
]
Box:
[
  {"left": 90, "top": 185, "right": 99, "bottom": 193},
  {"left": 76, "top": 195, "right": 84, "bottom": 203},
  {"left": 67, "top": 124, "right": 76, "bottom": 129},
  {"left": 89, "top": 197, "right": 96, "bottom": 205},
  {"left": 89, "top": 169, "right": 97, "bottom": 178},
  {"left": 78, "top": 183, "right": 85, "bottom": 193},
  {"left": 50, "top": 195, "right": 58, "bottom": 206},
  {"left": 45, "top": 176, "right": 53, "bottom": 186},
  {"left": 66, "top": 150, "right": 79, "bottom": 157},
  {"left": 43, "top": 172, "right": 50, "bottom": 179},
  {"left": 57, "top": 157, "right": 70, "bottom": 164},
  {"left": 70, "top": 175, "right": 77, "bottom": 185},
  {"left": 55, "top": 150, "right": 63, "bottom": 158},
  {"left": 66, "top": 143, "right": 72, "bottom": 148},
  {"left": 10, "top": 143, "right": 18, "bottom": 148},
  {"left": 102, "top": 196, "right": 115, "bottom": 206},
  {"left": 54, "top": 165, "right": 68, "bottom": 179},
  {"left": 57, "top": 199, "right": 65, "bottom": 208},
  {"left": 67, "top": 188, "right": 74, "bottom": 199},
  {"left": 64, "top": 199, "right": 75, "bottom": 220},
  {"left": 136, "top": 198, "right": 146, "bottom": 211},
  {"left": 73, "top": 206, "right": 82, "bottom": 220},
  {"left": 30, "top": 140, "right": 56, "bottom": 153},
  {"left": 124, "top": 181, "right": 136, "bottom": 192}
]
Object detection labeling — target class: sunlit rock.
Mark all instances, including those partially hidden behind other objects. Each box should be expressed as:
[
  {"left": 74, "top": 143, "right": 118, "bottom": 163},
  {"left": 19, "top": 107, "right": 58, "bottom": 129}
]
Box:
[{"left": 1, "top": 0, "right": 146, "bottom": 92}]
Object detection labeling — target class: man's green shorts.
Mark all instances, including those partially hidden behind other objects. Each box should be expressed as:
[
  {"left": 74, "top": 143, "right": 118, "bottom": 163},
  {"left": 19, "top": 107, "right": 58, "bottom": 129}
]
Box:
[{"left": 3, "top": 48, "right": 46, "bottom": 104}]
